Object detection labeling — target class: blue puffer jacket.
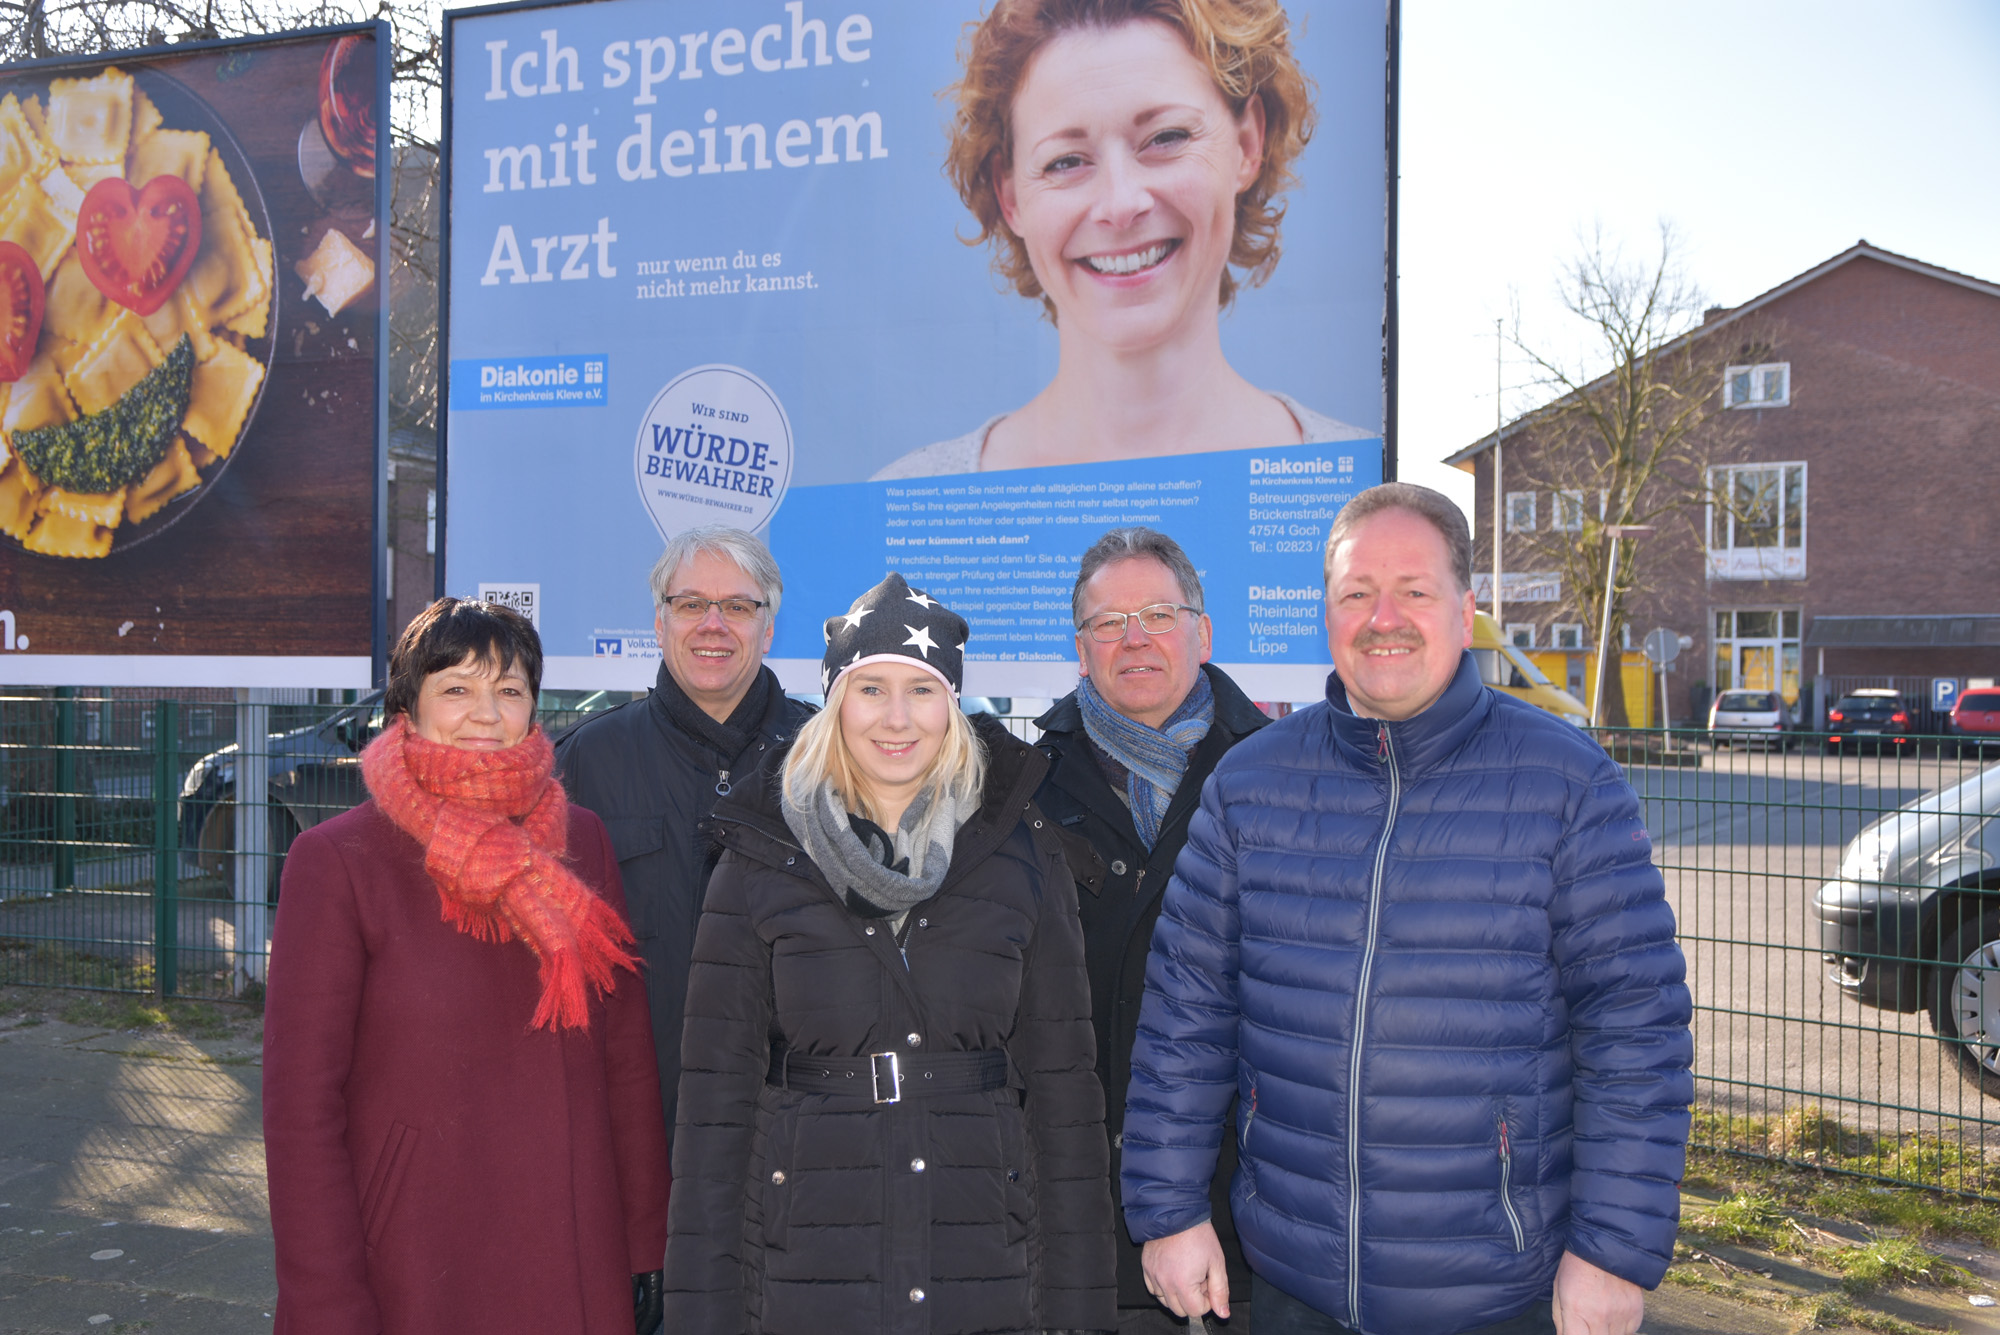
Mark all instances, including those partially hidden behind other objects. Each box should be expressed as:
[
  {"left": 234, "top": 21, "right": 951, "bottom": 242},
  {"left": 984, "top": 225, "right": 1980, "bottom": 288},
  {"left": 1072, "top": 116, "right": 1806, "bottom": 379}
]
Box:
[{"left": 1120, "top": 654, "right": 1692, "bottom": 1334}]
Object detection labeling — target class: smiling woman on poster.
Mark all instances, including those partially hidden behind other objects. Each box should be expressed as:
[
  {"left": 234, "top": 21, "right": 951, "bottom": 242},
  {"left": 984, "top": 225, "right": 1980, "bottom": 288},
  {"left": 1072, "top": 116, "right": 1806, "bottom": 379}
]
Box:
[{"left": 873, "top": 0, "right": 1369, "bottom": 480}]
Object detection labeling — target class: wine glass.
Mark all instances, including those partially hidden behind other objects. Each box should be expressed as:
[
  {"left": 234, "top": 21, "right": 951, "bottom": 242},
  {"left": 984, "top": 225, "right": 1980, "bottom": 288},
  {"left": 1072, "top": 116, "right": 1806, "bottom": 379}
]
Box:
[{"left": 298, "top": 33, "right": 376, "bottom": 214}]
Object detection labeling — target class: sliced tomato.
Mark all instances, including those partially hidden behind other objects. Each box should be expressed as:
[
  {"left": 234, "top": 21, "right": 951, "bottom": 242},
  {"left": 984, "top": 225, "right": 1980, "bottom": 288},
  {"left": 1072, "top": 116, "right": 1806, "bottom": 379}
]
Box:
[
  {"left": 75, "top": 176, "right": 203, "bottom": 317},
  {"left": 0, "top": 240, "right": 44, "bottom": 383}
]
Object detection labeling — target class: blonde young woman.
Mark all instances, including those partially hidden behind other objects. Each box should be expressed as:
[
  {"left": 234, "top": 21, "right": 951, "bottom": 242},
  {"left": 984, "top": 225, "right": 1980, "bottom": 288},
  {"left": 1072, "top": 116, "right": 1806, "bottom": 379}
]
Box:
[{"left": 664, "top": 573, "right": 1115, "bottom": 1335}]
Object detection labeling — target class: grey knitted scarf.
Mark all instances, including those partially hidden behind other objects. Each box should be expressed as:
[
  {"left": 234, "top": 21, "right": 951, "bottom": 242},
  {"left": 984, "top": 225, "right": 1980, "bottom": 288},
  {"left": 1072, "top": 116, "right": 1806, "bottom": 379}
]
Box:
[{"left": 784, "top": 780, "right": 977, "bottom": 925}]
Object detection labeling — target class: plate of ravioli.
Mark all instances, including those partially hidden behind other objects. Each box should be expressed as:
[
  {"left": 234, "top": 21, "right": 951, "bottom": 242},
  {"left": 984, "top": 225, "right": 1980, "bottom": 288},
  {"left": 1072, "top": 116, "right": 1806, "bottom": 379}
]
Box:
[{"left": 0, "top": 63, "right": 275, "bottom": 560}]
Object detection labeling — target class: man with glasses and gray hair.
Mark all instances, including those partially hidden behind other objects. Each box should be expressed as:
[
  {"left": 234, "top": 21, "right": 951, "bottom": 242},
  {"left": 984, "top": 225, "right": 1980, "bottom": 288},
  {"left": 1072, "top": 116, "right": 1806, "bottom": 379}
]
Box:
[
  {"left": 555, "top": 525, "right": 815, "bottom": 1151},
  {"left": 1030, "top": 526, "right": 1271, "bottom": 1333}
]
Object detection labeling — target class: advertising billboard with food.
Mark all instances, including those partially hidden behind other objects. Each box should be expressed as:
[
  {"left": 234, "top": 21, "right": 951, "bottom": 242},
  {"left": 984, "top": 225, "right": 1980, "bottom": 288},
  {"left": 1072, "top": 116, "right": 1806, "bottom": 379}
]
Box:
[
  {"left": 0, "top": 24, "right": 388, "bottom": 686},
  {"left": 443, "top": 0, "right": 1387, "bottom": 699}
]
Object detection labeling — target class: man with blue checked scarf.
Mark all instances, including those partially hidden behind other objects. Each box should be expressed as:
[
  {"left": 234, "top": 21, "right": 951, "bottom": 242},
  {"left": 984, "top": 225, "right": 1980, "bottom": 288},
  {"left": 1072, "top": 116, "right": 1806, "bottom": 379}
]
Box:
[{"left": 1030, "top": 527, "right": 1272, "bottom": 1334}]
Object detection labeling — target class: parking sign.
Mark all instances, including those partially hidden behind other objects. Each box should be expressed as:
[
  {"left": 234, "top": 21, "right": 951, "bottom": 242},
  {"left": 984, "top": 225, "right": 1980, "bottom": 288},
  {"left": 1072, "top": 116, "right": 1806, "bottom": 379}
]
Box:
[{"left": 1935, "top": 678, "right": 1961, "bottom": 712}]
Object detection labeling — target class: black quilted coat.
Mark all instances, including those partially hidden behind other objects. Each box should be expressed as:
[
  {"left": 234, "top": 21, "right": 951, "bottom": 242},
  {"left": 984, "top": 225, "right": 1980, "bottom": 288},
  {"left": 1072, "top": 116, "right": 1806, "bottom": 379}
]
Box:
[{"left": 663, "top": 715, "right": 1116, "bottom": 1335}]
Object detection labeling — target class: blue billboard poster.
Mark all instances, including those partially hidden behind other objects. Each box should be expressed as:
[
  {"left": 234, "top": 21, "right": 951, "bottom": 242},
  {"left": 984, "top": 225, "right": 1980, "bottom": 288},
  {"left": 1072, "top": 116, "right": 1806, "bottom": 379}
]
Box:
[{"left": 442, "top": 0, "right": 1387, "bottom": 699}]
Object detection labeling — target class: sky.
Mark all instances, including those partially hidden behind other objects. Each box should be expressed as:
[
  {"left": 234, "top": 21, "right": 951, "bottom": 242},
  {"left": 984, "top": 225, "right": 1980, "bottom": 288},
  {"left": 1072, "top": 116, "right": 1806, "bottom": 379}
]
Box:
[{"left": 1395, "top": 0, "right": 2000, "bottom": 519}]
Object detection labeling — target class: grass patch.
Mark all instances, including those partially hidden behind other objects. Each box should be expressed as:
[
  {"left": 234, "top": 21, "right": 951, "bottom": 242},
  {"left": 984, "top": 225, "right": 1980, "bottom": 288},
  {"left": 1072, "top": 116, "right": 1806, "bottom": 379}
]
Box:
[
  {"left": 1691, "top": 1103, "right": 2000, "bottom": 1198},
  {"left": 0, "top": 984, "right": 256, "bottom": 1041},
  {"left": 1684, "top": 1190, "right": 1789, "bottom": 1248},
  {"left": 56, "top": 993, "right": 247, "bottom": 1039},
  {"left": 1833, "top": 1237, "right": 1968, "bottom": 1294}
]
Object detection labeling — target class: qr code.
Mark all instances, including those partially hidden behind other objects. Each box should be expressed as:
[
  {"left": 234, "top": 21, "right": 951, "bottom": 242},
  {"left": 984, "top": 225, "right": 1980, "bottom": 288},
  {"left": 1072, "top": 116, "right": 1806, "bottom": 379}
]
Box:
[{"left": 477, "top": 583, "right": 541, "bottom": 629}]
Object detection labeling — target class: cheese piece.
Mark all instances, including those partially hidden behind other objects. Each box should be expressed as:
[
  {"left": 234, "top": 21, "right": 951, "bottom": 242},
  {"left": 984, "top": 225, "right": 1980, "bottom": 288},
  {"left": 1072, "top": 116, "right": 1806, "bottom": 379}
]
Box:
[
  {"left": 294, "top": 227, "right": 375, "bottom": 317},
  {"left": 182, "top": 341, "right": 263, "bottom": 457},
  {"left": 23, "top": 506, "right": 111, "bottom": 557},
  {"left": 64, "top": 308, "right": 163, "bottom": 417},
  {"left": 46, "top": 68, "right": 133, "bottom": 165}
]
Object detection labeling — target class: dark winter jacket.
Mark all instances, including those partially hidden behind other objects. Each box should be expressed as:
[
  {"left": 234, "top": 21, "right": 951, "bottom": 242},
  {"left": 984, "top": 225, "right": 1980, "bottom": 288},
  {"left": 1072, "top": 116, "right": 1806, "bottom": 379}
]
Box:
[
  {"left": 1031, "top": 664, "right": 1268, "bottom": 1309},
  {"left": 664, "top": 714, "right": 1117, "bottom": 1335},
  {"left": 1121, "top": 654, "right": 1693, "bottom": 1335},
  {"left": 554, "top": 662, "right": 813, "bottom": 1132}
]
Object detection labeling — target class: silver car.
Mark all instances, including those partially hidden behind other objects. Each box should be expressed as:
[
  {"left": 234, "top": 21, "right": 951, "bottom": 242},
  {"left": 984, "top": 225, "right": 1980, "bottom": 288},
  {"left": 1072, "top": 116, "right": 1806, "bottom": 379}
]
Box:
[
  {"left": 1708, "top": 689, "right": 1789, "bottom": 749},
  {"left": 1813, "top": 764, "right": 2000, "bottom": 1091}
]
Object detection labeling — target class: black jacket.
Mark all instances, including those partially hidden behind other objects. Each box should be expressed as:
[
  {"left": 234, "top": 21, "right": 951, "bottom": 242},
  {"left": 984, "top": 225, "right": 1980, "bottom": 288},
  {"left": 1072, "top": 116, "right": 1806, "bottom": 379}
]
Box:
[
  {"left": 1031, "top": 665, "right": 1270, "bottom": 1309},
  {"left": 664, "top": 714, "right": 1116, "bottom": 1335},
  {"left": 553, "top": 662, "right": 814, "bottom": 1132}
]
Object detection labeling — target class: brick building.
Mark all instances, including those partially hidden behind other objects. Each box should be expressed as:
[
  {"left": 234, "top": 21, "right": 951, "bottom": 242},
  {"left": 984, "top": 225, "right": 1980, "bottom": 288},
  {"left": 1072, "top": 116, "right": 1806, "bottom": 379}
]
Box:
[{"left": 1446, "top": 243, "right": 2000, "bottom": 726}]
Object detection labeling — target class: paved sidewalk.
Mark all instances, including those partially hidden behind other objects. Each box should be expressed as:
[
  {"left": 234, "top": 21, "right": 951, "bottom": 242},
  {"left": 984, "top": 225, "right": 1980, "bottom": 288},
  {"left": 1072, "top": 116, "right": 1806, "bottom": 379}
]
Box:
[
  {"left": 7, "top": 989, "right": 2000, "bottom": 1335},
  {"left": 0, "top": 1005, "right": 272, "bottom": 1335}
]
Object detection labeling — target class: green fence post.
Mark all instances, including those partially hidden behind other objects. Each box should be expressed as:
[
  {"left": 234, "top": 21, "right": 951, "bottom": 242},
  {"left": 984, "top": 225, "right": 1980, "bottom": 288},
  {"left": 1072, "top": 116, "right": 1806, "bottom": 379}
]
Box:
[
  {"left": 53, "top": 685, "right": 76, "bottom": 891},
  {"left": 153, "top": 699, "right": 179, "bottom": 999}
]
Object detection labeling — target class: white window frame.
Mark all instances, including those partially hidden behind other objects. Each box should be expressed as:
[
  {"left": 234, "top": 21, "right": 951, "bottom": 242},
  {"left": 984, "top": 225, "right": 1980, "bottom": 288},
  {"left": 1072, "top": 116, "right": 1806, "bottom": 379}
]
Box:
[
  {"left": 1506, "top": 623, "right": 1536, "bottom": 648},
  {"left": 1506, "top": 491, "right": 1537, "bottom": 533},
  {"left": 1552, "top": 623, "right": 1586, "bottom": 650},
  {"left": 1707, "top": 461, "right": 1807, "bottom": 581},
  {"left": 1553, "top": 489, "right": 1586, "bottom": 532},
  {"left": 1725, "top": 362, "right": 1791, "bottom": 409}
]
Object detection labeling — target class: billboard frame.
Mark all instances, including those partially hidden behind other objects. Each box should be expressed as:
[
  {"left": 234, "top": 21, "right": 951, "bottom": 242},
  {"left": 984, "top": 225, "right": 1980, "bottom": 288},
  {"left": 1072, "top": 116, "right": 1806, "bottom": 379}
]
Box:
[
  {"left": 0, "top": 19, "right": 393, "bottom": 689},
  {"left": 435, "top": 0, "right": 1401, "bottom": 691}
]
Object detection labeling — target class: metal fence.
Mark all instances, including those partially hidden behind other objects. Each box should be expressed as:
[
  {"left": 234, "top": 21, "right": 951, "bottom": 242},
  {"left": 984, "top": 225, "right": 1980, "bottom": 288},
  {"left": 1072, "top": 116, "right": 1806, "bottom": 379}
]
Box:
[{"left": 4, "top": 690, "right": 1998, "bottom": 1196}]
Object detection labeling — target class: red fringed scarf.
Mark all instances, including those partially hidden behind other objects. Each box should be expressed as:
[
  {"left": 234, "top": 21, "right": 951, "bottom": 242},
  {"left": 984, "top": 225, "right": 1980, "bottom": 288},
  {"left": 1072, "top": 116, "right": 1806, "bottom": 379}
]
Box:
[{"left": 361, "top": 716, "right": 638, "bottom": 1031}]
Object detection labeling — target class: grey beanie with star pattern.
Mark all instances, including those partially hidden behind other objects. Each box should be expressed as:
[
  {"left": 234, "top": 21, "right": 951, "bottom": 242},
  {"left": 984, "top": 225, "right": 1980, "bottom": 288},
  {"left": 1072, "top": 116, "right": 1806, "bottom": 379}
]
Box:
[{"left": 820, "top": 572, "right": 969, "bottom": 696}]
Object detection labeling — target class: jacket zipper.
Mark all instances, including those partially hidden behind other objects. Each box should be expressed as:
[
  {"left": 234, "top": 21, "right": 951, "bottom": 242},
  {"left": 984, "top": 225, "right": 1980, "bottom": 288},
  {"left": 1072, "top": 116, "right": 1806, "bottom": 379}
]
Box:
[
  {"left": 1497, "top": 1114, "right": 1525, "bottom": 1252},
  {"left": 1348, "top": 721, "right": 1401, "bottom": 1329}
]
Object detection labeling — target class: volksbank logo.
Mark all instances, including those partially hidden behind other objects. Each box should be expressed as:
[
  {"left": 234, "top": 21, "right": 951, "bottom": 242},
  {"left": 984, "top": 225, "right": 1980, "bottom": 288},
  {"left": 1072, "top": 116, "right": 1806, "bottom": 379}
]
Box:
[{"left": 450, "top": 354, "right": 608, "bottom": 410}]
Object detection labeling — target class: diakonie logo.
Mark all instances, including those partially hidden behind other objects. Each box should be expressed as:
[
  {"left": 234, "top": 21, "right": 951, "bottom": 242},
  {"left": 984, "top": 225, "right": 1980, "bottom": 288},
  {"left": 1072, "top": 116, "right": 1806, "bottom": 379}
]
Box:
[{"left": 632, "top": 365, "right": 793, "bottom": 539}]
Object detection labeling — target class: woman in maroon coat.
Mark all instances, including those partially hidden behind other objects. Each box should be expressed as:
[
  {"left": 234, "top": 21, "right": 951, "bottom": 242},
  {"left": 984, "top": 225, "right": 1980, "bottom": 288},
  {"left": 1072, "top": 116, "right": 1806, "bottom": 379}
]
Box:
[{"left": 264, "top": 598, "right": 671, "bottom": 1335}]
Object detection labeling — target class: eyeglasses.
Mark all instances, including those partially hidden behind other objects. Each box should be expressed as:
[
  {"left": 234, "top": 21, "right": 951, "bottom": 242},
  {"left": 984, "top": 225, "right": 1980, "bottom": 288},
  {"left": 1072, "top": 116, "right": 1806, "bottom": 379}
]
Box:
[
  {"left": 663, "top": 595, "right": 768, "bottom": 623},
  {"left": 1078, "top": 603, "right": 1199, "bottom": 642}
]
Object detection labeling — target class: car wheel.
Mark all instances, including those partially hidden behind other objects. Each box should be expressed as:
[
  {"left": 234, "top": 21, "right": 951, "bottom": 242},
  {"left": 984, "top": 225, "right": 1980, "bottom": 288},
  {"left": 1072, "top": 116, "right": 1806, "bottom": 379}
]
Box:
[
  {"left": 211, "top": 804, "right": 302, "bottom": 905},
  {"left": 1824, "top": 739, "right": 1840, "bottom": 755},
  {"left": 1931, "top": 907, "right": 2000, "bottom": 1096}
]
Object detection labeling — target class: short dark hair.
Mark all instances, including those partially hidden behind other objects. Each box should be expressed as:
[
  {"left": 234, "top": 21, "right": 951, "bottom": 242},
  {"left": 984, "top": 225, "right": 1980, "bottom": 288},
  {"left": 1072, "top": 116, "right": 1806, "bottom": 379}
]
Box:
[
  {"left": 384, "top": 597, "right": 544, "bottom": 720},
  {"left": 1071, "top": 527, "right": 1206, "bottom": 625},
  {"left": 1322, "top": 483, "right": 1474, "bottom": 595}
]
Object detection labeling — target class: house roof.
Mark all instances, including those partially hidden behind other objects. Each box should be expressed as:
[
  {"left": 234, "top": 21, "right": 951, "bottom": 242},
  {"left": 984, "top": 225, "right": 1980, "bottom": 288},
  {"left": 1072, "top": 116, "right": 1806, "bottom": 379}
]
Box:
[{"left": 1443, "top": 242, "right": 2000, "bottom": 471}]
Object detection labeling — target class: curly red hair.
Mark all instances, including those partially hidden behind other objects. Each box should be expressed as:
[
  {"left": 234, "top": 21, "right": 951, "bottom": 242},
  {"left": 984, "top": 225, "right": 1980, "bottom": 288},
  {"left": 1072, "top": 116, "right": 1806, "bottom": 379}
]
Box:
[{"left": 945, "top": 0, "right": 1316, "bottom": 316}]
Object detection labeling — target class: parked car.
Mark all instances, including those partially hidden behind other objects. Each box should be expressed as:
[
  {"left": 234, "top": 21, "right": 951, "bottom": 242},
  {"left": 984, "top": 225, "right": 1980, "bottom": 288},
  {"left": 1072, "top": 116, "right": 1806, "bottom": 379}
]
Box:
[
  {"left": 178, "top": 689, "right": 633, "bottom": 900},
  {"left": 1952, "top": 688, "right": 2000, "bottom": 758},
  {"left": 1813, "top": 763, "right": 2000, "bottom": 1092},
  {"left": 1708, "top": 689, "right": 1789, "bottom": 750},
  {"left": 1470, "top": 614, "right": 1591, "bottom": 726},
  {"left": 1824, "top": 688, "right": 1914, "bottom": 754}
]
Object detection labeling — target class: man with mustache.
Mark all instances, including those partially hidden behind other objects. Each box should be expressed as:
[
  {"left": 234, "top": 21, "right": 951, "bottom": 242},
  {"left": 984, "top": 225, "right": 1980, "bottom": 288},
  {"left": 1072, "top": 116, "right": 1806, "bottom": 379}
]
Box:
[
  {"left": 1029, "top": 527, "right": 1270, "bottom": 1333},
  {"left": 554, "top": 527, "right": 815, "bottom": 1173},
  {"left": 1118, "top": 483, "right": 1692, "bottom": 1335}
]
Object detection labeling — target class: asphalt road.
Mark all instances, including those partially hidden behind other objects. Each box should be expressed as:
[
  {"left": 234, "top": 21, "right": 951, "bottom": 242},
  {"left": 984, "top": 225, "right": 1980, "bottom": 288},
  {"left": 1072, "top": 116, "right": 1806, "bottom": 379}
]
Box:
[{"left": 1633, "top": 744, "right": 2000, "bottom": 1148}]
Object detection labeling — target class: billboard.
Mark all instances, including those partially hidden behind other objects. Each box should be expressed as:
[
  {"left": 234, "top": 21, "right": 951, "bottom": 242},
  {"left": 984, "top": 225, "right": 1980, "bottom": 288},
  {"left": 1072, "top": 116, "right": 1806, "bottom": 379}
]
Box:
[
  {"left": 0, "top": 24, "right": 389, "bottom": 687},
  {"left": 443, "top": 0, "right": 1389, "bottom": 699}
]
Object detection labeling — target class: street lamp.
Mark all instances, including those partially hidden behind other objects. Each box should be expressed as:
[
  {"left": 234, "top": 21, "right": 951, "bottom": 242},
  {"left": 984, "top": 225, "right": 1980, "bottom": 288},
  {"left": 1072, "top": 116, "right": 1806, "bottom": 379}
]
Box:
[{"left": 1591, "top": 524, "right": 1654, "bottom": 728}]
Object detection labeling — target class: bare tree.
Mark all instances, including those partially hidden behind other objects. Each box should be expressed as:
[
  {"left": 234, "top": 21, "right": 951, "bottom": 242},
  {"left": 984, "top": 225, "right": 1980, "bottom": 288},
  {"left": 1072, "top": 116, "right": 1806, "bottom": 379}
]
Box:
[
  {"left": 0, "top": 0, "right": 444, "bottom": 435},
  {"left": 1506, "top": 223, "right": 1755, "bottom": 727}
]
